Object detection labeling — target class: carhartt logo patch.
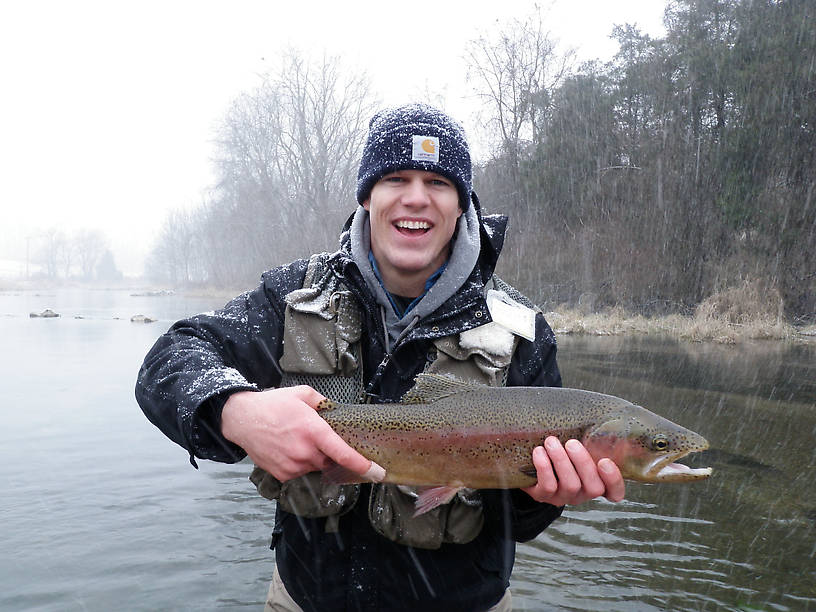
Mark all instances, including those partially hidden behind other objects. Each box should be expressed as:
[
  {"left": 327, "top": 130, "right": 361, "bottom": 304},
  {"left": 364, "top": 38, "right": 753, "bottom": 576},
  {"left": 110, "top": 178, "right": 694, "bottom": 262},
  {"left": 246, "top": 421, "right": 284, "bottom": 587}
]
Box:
[{"left": 412, "top": 135, "right": 439, "bottom": 163}]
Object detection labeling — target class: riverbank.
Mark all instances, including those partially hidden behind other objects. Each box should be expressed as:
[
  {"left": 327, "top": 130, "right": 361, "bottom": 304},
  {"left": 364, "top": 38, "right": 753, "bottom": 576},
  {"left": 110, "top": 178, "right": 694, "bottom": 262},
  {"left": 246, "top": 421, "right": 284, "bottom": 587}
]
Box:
[
  {"left": 547, "top": 307, "right": 815, "bottom": 343},
  {"left": 547, "top": 279, "right": 815, "bottom": 343}
]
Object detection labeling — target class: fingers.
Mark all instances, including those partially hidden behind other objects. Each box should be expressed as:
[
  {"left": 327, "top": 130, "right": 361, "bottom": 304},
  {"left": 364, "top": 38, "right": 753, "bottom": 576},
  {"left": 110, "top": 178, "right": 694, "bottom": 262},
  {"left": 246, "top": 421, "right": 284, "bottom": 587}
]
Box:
[
  {"left": 522, "top": 437, "right": 625, "bottom": 506},
  {"left": 221, "top": 385, "right": 383, "bottom": 482},
  {"left": 289, "top": 384, "right": 328, "bottom": 410},
  {"left": 313, "top": 423, "right": 385, "bottom": 482},
  {"left": 291, "top": 385, "right": 385, "bottom": 481},
  {"left": 531, "top": 445, "right": 558, "bottom": 493},
  {"left": 520, "top": 440, "right": 567, "bottom": 504},
  {"left": 598, "top": 458, "right": 625, "bottom": 502},
  {"left": 564, "top": 439, "right": 607, "bottom": 501}
]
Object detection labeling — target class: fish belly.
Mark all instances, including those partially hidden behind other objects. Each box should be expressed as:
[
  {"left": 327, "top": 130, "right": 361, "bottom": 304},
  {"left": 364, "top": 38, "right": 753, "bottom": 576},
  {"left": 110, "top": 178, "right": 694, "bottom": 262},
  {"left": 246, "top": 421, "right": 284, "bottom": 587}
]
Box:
[{"left": 335, "top": 424, "right": 542, "bottom": 489}]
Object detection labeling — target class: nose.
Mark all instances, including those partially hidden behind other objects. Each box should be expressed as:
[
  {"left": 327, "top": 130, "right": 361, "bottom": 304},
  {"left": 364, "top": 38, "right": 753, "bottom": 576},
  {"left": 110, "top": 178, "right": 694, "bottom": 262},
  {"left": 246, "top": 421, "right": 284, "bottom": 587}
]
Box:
[{"left": 400, "top": 176, "right": 431, "bottom": 206}]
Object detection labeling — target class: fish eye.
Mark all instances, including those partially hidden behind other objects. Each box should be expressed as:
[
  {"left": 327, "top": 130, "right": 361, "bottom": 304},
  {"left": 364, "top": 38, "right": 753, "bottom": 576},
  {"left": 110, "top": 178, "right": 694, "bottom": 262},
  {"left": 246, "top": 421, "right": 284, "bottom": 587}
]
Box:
[{"left": 651, "top": 435, "right": 670, "bottom": 451}]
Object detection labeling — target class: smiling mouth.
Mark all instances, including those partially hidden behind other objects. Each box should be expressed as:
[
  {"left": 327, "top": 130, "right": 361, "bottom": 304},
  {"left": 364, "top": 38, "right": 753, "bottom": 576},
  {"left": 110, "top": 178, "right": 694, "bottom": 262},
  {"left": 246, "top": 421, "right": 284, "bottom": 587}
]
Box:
[{"left": 395, "top": 220, "right": 432, "bottom": 235}]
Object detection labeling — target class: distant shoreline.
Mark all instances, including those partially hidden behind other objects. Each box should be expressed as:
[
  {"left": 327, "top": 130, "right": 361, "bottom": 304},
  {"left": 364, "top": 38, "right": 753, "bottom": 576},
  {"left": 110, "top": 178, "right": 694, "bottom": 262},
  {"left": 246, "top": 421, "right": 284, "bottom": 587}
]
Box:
[
  {"left": 0, "top": 278, "right": 238, "bottom": 302},
  {"left": 4, "top": 280, "right": 814, "bottom": 344}
]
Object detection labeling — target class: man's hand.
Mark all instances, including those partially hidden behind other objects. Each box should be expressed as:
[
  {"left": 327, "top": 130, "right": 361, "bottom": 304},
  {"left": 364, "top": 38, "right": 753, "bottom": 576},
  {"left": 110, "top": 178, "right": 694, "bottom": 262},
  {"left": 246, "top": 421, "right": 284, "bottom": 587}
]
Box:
[
  {"left": 220, "top": 386, "right": 384, "bottom": 483},
  {"left": 522, "top": 436, "right": 625, "bottom": 505}
]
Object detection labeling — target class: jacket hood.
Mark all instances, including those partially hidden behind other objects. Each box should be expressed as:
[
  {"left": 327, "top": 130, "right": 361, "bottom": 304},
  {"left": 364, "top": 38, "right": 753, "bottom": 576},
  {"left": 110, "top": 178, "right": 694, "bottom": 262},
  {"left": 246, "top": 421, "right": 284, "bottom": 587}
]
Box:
[
  {"left": 470, "top": 192, "right": 508, "bottom": 283},
  {"left": 338, "top": 191, "right": 508, "bottom": 283},
  {"left": 335, "top": 191, "right": 509, "bottom": 345}
]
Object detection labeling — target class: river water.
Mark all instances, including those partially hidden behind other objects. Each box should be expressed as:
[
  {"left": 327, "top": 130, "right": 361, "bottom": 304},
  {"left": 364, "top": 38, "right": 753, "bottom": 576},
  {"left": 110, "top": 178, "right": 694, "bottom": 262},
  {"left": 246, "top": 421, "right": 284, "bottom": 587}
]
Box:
[{"left": 1, "top": 288, "right": 814, "bottom": 611}]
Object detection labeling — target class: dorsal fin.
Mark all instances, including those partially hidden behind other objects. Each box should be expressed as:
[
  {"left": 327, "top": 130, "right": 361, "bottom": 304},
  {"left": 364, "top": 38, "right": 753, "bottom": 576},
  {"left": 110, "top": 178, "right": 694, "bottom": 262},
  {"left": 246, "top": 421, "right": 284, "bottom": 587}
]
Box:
[{"left": 400, "top": 373, "right": 483, "bottom": 404}]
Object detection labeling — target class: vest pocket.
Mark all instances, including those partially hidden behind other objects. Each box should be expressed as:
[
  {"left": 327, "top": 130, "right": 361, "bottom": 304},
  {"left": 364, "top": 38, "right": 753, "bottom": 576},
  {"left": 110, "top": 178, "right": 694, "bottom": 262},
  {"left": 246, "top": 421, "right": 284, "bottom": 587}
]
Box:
[
  {"left": 281, "top": 283, "right": 362, "bottom": 378},
  {"left": 251, "top": 468, "right": 359, "bottom": 527},
  {"left": 427, "top": 323, "right": 518, "bottom": 387},
  {"left": 367, "top": 484, "right": 485, "bottom": 550}
]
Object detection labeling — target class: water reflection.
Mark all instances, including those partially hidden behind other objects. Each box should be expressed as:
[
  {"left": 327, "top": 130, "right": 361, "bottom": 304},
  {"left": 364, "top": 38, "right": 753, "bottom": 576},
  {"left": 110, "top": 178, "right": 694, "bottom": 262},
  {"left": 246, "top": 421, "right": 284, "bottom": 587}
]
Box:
[
  {"left": 515, "top": 502, "right": 717, "bottom": 611},
  {"left": 508, "top": 335, "right": 816, "bottom": 611}
]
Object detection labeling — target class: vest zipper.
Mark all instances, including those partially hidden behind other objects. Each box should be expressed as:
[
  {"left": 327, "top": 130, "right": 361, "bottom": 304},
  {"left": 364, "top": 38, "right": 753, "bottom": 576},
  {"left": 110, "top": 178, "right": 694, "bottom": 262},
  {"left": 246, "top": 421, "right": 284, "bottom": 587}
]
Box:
[{"left": 364, "top": 309, "right": 420, "bottom": 402}]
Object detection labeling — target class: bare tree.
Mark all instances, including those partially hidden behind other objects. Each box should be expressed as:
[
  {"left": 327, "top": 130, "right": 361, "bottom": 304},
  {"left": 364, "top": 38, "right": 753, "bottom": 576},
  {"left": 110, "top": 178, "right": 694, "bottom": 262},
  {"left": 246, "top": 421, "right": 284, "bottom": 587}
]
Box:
[
  {"left": 59, "top": 235, "right": 74, "bottom": 279},
  {"left": 147, "top": 51, "right": 377, "bottom": 288},
  {"left": 38, "top": 228, "right": 66, "bottom": 279},
  {"left": 465, "top": 9, "right": 575, "bottom": 168},
  {"left": 145, "top": 208, "right": 205, "bottom": 286},
  {"left": 74, "top": 229, "right": 108, "bottom": 280},
  {"left": 274, "top": 51, "right": 373, "bottom": 213},
  {"left": 208, "top": 51, "right": 377, "bottom": 283}
]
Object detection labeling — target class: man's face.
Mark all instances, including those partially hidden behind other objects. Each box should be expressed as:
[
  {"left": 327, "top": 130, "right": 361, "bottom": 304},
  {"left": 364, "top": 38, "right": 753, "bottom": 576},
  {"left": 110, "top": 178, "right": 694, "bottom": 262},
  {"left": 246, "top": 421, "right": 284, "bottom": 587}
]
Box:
[{"left": 363, "top": 169, "right": 462, "bottom": 296}]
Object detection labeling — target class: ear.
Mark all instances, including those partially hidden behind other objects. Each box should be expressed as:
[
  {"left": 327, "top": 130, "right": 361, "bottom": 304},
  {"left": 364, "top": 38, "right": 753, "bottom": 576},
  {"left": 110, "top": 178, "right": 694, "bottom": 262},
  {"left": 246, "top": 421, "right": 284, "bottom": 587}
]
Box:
[{"left": 362, "top": 199, "right": 370, "bottom": 211}]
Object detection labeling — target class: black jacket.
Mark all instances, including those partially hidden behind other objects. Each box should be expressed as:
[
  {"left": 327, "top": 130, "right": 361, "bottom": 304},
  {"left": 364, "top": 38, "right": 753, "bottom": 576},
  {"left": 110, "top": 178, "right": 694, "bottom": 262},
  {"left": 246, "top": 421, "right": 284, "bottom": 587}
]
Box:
[{"left": 136, "top": 211, "right": 563, "bottom": 612}]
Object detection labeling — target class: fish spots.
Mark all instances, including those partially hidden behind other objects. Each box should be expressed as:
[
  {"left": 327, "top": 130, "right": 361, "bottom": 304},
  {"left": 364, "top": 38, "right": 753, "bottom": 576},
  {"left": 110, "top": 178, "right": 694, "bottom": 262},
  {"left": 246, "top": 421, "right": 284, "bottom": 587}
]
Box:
[
  {"left": 316, "top": 399, "right": 337, "bottom": 412},
  {"left": 319, "top": 382, "right": 709, "bottom": 486}
]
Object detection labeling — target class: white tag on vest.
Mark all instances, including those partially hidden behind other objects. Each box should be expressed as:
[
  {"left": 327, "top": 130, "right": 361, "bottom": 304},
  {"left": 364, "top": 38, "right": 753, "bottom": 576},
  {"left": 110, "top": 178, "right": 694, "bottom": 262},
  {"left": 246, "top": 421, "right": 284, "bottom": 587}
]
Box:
[{"left": 486, "top": 290, "right": 536, "bottom": 342}]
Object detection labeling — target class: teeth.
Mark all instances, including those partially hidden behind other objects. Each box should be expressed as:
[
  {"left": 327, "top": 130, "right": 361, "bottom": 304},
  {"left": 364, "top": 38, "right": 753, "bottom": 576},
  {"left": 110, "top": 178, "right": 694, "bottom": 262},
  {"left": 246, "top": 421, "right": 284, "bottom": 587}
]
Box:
[{"left": 396, "top": 220, "right": 431, "bottom": 230}]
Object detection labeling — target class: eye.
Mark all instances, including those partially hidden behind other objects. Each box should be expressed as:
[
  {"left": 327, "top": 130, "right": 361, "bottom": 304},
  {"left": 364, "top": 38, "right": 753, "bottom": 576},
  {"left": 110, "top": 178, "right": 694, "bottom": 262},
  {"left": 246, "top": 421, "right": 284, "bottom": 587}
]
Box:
[{"left": 651, "top": 435, "right": 670, "bottom": 451}]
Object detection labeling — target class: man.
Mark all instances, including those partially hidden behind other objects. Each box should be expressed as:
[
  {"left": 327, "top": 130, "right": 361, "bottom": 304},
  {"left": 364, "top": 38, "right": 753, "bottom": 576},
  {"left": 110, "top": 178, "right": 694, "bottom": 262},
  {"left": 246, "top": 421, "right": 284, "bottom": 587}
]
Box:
[{"left": 136, "top": 104, "right": 624, "bottom": 611}]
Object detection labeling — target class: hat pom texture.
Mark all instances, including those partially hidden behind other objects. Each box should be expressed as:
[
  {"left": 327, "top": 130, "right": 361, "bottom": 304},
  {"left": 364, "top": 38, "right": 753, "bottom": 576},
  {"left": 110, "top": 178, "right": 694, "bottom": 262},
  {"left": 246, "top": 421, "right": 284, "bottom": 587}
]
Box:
[{"left": 356, "top": 104, "right": 472, "bottom": 209}]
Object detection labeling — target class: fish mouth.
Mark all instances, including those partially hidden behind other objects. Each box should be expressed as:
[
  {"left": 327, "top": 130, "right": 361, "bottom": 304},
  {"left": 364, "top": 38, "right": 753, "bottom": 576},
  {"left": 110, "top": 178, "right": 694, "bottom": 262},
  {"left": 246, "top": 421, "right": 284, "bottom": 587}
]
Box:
[{"left": 643, "top": 447, "right": 713, "bottom": 482}]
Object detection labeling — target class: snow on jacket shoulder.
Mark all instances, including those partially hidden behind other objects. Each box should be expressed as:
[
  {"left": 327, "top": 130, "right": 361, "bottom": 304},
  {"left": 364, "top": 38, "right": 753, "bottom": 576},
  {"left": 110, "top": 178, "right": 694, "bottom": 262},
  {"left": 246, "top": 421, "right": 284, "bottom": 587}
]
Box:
[{"left": 134, "top": 257, "right": 309, "bottom": 465}]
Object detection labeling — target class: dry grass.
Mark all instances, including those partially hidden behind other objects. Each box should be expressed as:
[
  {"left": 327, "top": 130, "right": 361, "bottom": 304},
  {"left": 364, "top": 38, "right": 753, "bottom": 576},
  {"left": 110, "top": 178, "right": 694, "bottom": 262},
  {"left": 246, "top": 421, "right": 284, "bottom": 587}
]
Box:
[{"left": 547, "top": 280, "right": 808, "bottom": 343}]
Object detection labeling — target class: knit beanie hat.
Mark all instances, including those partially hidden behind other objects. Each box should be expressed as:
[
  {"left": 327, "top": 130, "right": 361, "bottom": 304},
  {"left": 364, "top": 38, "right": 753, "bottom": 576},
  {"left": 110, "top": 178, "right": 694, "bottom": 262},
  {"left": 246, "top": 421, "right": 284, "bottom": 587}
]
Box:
[{"left": 356, "top": 103, "right": 472, "bottom": 209}]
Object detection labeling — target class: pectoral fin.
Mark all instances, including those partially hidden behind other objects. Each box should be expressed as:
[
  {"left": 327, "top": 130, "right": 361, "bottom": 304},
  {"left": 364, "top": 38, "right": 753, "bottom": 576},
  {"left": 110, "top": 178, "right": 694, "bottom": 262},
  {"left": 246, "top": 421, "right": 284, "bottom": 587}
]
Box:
[
  {"left": 518, "top": 464, "right": 538, "bottom": 479},
  {"left": 413, "top": 486, "right": 464, "bottom": 517},
  {"left": 322, "top": 461, "right": 366, "bottom": 484}
]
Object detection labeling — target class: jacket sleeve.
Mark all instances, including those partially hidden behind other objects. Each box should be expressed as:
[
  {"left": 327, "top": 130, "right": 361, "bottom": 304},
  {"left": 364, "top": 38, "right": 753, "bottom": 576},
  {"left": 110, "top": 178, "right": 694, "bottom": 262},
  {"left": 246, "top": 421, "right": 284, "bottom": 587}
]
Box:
[
  {"left": 134, "top": 264, "right": 304, "bottom": 466},
  {"left": 501, "top": 311, "right": 565, "bottom": 541}
]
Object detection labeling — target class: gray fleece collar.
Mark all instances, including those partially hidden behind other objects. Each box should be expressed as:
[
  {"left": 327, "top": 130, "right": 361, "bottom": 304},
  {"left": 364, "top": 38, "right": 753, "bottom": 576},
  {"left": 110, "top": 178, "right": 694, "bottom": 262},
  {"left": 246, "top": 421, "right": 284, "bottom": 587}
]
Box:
[{"left": 350, "top": 204, "right": 481, "bottom": 343}]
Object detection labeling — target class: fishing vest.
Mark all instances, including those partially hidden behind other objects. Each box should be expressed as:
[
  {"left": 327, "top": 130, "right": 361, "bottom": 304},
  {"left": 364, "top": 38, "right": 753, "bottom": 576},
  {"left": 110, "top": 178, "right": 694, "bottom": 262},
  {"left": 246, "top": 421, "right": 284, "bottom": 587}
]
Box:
[{"left": 250, "top": 252, "right": 537, "bottom": 550}]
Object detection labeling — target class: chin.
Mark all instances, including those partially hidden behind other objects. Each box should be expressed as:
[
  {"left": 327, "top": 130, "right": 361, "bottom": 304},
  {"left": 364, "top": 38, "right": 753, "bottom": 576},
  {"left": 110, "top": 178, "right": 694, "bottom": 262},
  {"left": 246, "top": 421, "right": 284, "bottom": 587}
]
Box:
[{"left": 394, "top": 255, "right": 435, "bottom": 273}]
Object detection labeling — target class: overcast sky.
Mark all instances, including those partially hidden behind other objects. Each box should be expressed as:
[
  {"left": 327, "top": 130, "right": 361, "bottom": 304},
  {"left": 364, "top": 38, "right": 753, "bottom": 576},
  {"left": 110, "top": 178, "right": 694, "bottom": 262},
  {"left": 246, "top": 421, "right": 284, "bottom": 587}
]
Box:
[{"left": 0, "top": 0, "right": 667, "bottom": 276}]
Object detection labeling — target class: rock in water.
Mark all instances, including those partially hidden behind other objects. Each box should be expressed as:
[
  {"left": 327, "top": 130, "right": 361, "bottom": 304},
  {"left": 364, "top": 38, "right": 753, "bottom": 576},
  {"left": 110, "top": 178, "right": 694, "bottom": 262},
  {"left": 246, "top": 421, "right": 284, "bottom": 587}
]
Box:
[{"left": 30, "top": 309, "right": 59, "bottom": 318}]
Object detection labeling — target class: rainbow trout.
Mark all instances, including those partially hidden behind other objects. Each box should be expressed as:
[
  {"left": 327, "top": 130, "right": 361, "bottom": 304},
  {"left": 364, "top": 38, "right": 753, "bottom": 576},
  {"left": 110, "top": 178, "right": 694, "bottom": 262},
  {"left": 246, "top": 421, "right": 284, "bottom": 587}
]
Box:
[{"left": 319, "top": 373, "right": 712, "bottom": 514}]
